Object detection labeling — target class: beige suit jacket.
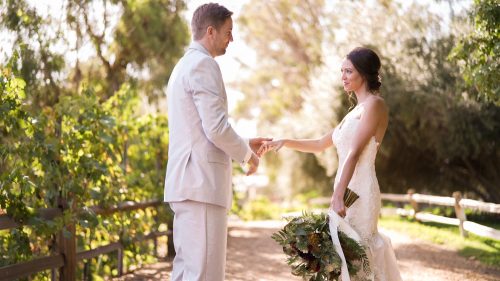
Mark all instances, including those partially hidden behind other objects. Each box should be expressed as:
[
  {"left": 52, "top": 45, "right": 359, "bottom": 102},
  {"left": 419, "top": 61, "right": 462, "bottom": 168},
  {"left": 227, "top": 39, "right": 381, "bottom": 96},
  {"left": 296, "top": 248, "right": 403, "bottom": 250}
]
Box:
[{"left": 164, "top": 42, "right": 250, "bottom": 209}]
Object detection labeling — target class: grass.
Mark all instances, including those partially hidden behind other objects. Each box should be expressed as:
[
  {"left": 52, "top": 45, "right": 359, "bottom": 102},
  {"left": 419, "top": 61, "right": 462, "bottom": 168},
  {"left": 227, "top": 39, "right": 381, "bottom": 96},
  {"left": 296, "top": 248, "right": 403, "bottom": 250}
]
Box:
[{"left": 379, "top": 215, "right": 500, "bottom": 268}]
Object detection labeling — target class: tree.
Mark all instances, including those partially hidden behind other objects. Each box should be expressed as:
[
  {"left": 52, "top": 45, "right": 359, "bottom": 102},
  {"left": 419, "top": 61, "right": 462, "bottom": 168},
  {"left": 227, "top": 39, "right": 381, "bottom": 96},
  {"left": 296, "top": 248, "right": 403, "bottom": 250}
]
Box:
[
  {"left": 238, "top": 0, "right": 336, "bottom": 200},
  {"left": 236, "top": 0, "right": 500, "bottom": 202},
  {"left": 0, "top": 0, "right": 189, "bottom": 107},
  {"left": 238, "top": 0, "right": 327, "bottom": 121},
  {"left": 450, "top": 0, "right": 500, "bottom": 104},
  {"left": 379, "top": 35, "right": 500, "bottom": 202}
]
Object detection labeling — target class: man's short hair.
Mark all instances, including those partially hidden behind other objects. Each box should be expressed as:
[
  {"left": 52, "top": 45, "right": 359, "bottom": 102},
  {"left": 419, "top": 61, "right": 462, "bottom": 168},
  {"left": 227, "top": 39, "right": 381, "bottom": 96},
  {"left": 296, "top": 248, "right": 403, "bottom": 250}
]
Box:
[{"left": 191, "top": 3, "right": 233, "bottom": 40}]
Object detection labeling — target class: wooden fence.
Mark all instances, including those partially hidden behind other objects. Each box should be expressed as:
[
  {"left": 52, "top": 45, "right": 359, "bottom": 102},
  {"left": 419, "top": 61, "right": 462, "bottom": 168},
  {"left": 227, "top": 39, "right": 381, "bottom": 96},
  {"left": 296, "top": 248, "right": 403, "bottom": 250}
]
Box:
[
  {"left": 0, "top": 199, "right": 174, "bottom": 281},
  {"left": 381, "top": 190, "right": 500, "bottom": 240},
  {"left": 309, "top": 190, "right": 500, "bottom": 240}
]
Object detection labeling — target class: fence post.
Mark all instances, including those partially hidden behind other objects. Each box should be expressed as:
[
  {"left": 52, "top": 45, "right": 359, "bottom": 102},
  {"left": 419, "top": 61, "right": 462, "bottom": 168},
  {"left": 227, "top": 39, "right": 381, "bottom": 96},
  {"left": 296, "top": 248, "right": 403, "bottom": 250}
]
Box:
[
  {"left": 51, "top": 268, "right": 57, "bottom": 281},
  {"left": 57, "top": 197, "right": 76, "bottom": 281},
  {"left": 154, "top": 236, "right": 159, "bottom": 257},
  {"left": 51, "top": 236, "right": 58, "bottom": 281},
  {"left": 453, "top": 191, "right": 468, "bottom": 237},
  {"left": 167, "top": 216, "right": 175, "bottom": 258},
  {"left": 117, "top": 246, "right": 124, "bottom": 276},
  {"left": 407, "top": 189, "right": 419, "bottom": 219},
  {"left": 83, "top": 261, "right": 90, "bottom": 281}
]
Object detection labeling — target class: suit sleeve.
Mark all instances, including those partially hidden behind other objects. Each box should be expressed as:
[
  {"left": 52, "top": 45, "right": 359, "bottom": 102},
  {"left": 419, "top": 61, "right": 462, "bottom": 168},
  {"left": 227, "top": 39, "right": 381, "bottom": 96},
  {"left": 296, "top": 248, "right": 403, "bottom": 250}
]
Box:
[{"left": 189, "top": 57, "right": 250, "bottom": 163}]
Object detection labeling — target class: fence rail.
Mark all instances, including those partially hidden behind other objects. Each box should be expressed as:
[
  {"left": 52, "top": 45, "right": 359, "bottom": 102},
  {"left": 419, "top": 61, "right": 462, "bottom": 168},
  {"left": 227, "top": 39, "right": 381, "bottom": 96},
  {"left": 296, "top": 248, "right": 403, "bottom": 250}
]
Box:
[
  {"left": 0, "top": 199, "right": 173, "bottom": 281},
  {"left": 0, "top": 208, "right": 62, "bottom": 231},
  {"left": 0, "top": 255, "right": 65, "bottom": 281},
  {"left": 309, "top": 190, "right": 500, "bottom": 240},
  {"left": 380, "top": 192, "right": 500, "bottom": 214},
  {"left": 385, "top": 190, "right": 500, "bottom": 240}
]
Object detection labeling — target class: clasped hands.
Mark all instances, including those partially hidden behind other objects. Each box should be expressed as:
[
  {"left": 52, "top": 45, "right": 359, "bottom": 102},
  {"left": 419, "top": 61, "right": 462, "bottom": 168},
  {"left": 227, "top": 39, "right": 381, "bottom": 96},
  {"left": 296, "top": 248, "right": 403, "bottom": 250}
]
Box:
[{"left": 245, "top": 138, "right": 284, "bottom": 176}]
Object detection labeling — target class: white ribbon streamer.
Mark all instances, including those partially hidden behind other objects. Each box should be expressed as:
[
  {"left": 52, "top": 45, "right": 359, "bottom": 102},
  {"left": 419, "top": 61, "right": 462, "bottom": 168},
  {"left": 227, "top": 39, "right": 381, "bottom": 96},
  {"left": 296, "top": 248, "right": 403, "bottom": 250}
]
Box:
[{"left": 328, "top": 210, "right": 362, "bottom": 281}]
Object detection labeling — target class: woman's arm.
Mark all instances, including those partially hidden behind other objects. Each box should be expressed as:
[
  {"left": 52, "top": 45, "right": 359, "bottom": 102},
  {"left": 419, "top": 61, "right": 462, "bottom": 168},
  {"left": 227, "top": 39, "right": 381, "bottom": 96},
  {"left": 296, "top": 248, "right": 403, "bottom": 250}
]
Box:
[
  {"left": 331, "top": 98, "right": 387, "bottom": 217},
  {"left": 258, "top": 129, "right": 334, "bottom": 155}
]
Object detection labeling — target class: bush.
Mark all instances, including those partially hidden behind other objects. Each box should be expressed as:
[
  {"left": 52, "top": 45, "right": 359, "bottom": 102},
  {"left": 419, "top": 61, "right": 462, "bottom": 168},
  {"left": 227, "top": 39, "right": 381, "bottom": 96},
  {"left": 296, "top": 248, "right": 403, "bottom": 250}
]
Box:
[
  {"left": 0, "top": 72, "right": 171, "bottom": 279},
  {"left": 239, "top": 196, "right": 282, "bottom": 221}
]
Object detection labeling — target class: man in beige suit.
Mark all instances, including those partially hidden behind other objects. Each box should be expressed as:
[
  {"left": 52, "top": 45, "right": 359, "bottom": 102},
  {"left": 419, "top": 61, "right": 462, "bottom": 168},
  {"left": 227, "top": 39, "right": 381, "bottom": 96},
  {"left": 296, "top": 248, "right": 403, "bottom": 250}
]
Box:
[{"left": 164, "top": 3, "right": 270, "bottom": 281}]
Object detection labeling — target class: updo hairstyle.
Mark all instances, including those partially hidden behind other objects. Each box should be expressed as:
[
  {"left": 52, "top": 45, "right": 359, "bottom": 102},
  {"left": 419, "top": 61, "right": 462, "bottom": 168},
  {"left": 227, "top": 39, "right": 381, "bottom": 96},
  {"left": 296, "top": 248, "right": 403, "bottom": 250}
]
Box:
[{"left": 346, "top": 47, "right": 382, "bottom": 93}]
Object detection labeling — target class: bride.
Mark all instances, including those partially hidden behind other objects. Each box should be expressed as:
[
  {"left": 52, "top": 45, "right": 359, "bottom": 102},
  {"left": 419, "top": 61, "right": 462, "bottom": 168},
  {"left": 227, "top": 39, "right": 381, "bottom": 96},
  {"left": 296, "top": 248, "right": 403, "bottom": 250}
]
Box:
[{"left": 259, "top": 47, "right": 403, "bottom": 281}]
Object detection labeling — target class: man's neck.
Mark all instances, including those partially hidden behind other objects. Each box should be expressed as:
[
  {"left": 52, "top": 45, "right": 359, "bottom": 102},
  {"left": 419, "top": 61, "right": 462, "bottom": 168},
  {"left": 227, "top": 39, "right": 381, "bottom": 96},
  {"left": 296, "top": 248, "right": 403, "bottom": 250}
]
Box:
[{"left": 196, "top": 39, "right": 216, "bottom": 58}]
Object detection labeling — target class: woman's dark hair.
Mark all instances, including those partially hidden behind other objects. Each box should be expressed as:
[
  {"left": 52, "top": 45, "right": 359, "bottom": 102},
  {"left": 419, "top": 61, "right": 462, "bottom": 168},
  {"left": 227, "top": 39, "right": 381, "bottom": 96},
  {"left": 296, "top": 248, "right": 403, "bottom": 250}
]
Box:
[
  {"left": 346, "top": 47, "right": 382, "bottom": 93},
  {"left": 191, "top": 3, "right": 233, "bottom": 40}
]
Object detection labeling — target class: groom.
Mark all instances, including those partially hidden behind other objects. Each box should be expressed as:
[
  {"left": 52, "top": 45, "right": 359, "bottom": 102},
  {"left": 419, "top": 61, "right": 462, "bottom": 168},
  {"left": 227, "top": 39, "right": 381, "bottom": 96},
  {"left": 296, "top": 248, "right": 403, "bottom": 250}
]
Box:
[{"left": 164, "top": 3, "right": 270, "bottom": 281}]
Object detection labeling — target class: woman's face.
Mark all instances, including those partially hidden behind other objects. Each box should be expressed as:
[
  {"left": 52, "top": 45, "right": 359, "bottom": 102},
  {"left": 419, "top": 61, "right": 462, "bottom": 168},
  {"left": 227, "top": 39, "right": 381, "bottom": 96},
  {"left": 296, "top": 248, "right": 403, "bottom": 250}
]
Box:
[{"left": 341, "top": 59, "right": 365, "bottom": 92}]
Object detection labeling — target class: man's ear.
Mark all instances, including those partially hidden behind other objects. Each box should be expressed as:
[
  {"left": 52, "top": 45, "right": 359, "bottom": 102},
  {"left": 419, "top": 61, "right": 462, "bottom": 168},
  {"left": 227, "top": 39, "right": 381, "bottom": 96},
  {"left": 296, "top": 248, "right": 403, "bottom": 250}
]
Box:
[{"left": 206, "top": 25, "right": 214, "bottom": 36}]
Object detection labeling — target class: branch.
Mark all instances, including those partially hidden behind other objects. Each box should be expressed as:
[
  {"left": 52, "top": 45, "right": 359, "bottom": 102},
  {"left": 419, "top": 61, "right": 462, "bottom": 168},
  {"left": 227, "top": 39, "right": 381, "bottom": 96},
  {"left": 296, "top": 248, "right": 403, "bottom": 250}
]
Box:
[{"left": 80, "top": 2, "right": 111, "bottom": 74}]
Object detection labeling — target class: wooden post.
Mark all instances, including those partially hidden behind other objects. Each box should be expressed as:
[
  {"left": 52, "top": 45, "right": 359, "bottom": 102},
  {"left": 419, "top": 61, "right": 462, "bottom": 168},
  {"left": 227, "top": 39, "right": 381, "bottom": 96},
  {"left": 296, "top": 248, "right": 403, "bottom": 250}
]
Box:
[
  {"left": 51, "top": 236, "right": 58, "bottom": 281},
  {"left": 83, "top": 261, "right": 90, "bottom": 281},
  {"left": 453, "top": 191, "right": 468, "bottom": 237},
  {"left": 117, "top": 246, "right": 124, "bottom": 276},
  {"left": 167, "top": 216, "right": 175, "bottom": 258},
  {"left": 407, "top": 189, "right": 419, "bottom": 219},
  {"left": 51, "top": 268, "right": 57, "bottom": 281},
  {"left": 57, "top": 224, "right": 76, "bottom": 281},
  {"left": 57, "top": 198, "right": 76, "bottom": 281}
]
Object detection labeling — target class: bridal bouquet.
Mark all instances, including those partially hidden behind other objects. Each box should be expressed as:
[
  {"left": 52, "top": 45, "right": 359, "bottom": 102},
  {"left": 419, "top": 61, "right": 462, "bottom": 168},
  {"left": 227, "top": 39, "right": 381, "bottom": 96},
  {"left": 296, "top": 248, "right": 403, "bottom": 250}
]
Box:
[{"left": 272, "top": 191, "right": 369, "bottom": 281}]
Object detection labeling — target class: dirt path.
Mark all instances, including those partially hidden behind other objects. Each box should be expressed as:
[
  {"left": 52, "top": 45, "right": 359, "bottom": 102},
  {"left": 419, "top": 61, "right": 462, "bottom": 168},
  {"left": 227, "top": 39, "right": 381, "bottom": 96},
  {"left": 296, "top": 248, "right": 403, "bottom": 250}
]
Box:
[{"left": 113, "top": 220, "right": 500, "bottom": 281}]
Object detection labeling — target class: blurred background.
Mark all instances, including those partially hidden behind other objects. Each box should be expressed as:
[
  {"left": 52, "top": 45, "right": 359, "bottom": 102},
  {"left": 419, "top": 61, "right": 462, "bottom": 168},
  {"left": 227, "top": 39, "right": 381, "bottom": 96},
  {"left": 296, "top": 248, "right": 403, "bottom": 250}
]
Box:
[{"left": 1, "top": 0, "right": 498, "bottom": 279}]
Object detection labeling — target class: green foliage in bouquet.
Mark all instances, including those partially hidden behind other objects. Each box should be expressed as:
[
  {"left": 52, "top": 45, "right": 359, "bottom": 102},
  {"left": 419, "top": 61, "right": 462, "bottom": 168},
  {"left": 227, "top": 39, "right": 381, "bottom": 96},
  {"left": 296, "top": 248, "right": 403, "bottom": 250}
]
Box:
[{"left": 272, "top": 212, "right": 369, "bottom": 281}]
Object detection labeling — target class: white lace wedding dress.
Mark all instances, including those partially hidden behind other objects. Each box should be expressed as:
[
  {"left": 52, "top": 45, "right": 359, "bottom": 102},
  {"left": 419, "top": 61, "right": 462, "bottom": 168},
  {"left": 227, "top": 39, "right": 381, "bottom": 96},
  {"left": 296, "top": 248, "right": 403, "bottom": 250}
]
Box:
[{"left": 332, "top": 106, "right": 403, "bottom": 281}]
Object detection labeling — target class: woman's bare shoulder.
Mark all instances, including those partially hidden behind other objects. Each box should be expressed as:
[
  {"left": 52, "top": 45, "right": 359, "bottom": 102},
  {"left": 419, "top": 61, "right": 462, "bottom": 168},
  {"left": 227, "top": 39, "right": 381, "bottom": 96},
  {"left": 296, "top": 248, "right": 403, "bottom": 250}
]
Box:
[{"left": 365, "top": 95, "right": 388, "bottom": 115}]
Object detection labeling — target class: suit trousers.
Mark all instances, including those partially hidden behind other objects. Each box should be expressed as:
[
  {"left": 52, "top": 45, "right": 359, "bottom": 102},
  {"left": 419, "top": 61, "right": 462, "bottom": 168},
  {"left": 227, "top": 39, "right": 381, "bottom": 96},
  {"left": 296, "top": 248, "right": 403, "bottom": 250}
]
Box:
[{"left": 169, "top": 200, "right": 228, "bottom": 281}]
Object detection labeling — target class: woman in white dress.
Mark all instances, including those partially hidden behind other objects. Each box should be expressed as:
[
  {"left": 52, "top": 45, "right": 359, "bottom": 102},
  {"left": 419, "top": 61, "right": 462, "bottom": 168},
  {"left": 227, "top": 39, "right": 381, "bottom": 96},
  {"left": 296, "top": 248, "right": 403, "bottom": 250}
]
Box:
[{"left": 259, "top": 47, "right": 403, "bottom": 281}]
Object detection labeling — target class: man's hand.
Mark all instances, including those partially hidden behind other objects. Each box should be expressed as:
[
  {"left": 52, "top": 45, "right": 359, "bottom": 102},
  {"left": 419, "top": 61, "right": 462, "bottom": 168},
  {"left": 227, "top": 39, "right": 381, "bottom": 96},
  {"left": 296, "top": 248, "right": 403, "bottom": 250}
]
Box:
[
  {"left": 257, "top": 139, "right": 285, "bottom": 156},
  {"left": 249, "top": 137, "right": 273, "bottom": 155},
  {"left": 246, "top": 153, "right": 259, "bottom": 176}
]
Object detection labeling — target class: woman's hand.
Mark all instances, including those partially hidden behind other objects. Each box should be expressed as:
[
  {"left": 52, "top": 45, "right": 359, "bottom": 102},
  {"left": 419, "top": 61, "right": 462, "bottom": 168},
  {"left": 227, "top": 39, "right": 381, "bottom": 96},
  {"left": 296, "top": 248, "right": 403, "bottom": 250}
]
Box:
[
  {"left": 330, "top": 193, "right": 346, "bottom": 218},
  {"left": 249, "top": 137, "right": 273, "bottom": 154},
  {"left": 257, "top": 139, "right": 285, "bottom": 156}
]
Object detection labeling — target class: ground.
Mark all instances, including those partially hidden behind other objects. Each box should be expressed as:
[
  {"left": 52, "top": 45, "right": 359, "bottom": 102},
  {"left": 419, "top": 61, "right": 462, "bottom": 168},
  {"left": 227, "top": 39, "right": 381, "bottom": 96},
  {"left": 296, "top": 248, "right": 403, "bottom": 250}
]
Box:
[{"left": 113, "top": 220, "right": 500, "bottom": 281}]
